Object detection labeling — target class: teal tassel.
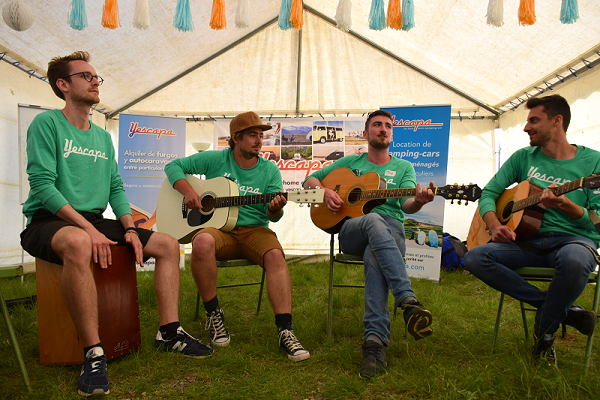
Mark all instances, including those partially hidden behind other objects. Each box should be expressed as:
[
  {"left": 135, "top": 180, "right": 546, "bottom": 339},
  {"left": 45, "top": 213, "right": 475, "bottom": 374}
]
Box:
[
  {"left": 173, "top": 0, "right": 195, "bottom": 32},
  {"left": 368, "top": 0, "right": 385, "bottom": 31},
  {"left": 560, "top": 0, "right": 579, "bottom": 24},
  {"left": 278, "top": 0, "right": 292, "bottom": 30},
  {"left": 402, "top": 0, "right": 415, "bottom": 31},
  {"left": 69, "top": 0, "right": 88, "bottom": 31}
]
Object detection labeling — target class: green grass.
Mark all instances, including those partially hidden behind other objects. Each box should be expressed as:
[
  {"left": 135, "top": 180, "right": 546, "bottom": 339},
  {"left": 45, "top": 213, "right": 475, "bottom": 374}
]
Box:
[{"left": 1, "top": 261, "right": 599, "bottom": 399}]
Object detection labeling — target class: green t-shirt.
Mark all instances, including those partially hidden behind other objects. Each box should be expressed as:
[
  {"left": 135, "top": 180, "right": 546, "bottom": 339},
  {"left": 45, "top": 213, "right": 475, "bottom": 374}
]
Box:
[
  {"left": 165, "top": 148, "right": 283, "bottom": 228},
  {"left": 479, "top": 145, "right": 600, "bottom": 246},
  {"left": 23, "top": 109, "right": 131, "bottom": 225},
  {"left": 304, "top": 153, "right": 416, "bottom": 224}
]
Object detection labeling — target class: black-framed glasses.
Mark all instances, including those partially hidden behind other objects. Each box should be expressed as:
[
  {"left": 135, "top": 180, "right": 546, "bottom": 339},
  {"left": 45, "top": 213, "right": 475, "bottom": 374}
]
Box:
[{"left": 61, "top": 71, "right": 104, "bottom": 86}]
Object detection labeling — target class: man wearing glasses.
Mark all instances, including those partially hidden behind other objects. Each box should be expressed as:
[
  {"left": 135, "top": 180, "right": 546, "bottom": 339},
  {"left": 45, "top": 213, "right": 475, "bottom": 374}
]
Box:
[{"left": 20, "top": 51, "right": 212, "bottom": 396}]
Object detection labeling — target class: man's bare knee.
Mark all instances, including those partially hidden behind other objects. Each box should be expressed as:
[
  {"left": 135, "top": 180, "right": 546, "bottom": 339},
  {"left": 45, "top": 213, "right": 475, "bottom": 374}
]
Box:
[
  {"left": 192, "top": 233, "right": 216, "bottom": 256},
  {"left": 52, "top": 227, "right": 92, "bottom": 263}
]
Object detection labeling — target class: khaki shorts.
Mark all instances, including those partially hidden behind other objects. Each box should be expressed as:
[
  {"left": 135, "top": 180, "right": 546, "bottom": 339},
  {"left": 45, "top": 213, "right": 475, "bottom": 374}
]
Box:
[{"left": 193, "top": 226, "right": 284, "bottom": 267}]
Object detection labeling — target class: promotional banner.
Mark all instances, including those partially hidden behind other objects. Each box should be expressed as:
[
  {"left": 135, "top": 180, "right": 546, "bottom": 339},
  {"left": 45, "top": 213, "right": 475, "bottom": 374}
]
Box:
[
  {"left": 119, "top": 114, "right": 186, "bottom": 268},
  {"left": 214, "top": 108, "right": 450, "bottom": 281},
  {"left": 383, "top": 105, "right": 451, "bottom": 282}
]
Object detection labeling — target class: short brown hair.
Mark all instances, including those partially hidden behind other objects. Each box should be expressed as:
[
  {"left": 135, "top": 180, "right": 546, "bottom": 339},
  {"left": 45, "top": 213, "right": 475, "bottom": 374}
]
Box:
[
  {"left": 365, "top": 110, "right": 393, "bottom": 132},
  {"left": 526, "top": 94, "right": 571, "bottom": 132},
  {"left": 47, "top": 51, "right": 91, "bottom": 100}
]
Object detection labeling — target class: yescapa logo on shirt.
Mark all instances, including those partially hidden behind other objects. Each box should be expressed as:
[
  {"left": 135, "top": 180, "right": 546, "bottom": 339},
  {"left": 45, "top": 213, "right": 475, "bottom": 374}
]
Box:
[
  {"left": 63, "top": 139, "right": 108, "bottom": 162},
  {"left": 527, "top": 166, "right": 571, "bottom": 187}
]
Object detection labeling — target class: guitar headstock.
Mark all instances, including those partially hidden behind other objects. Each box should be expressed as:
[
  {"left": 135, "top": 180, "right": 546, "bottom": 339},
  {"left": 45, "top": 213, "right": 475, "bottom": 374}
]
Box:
[
  {"left": 583, "top": 173, "right": 600, "bottom": 190},
  {"left": 288, "top": 189, "right": 325, "bottom": 204},
  {"left": 437, "top": 183, "right": 482, "bottom": 205}
]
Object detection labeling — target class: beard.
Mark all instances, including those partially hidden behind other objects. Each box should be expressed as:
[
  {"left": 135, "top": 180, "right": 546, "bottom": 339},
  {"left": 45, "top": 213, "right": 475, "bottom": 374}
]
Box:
[{"left": 369, "top": 137, "right": 390, "bottom": 150}]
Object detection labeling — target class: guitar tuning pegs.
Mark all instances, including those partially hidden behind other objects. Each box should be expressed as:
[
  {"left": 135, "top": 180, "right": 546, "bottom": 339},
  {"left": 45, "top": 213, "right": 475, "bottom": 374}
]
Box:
[
  {"left": 299, "top": 203, "right": 304, "bottom": 207},
  {"left": 458, "top": 200, "right": 462, "bottom": 205},
  {"left": 465, "top": 201, "right": 469, "bottom": 205},
  {"left": 450, "top": 199, "right": 454, "bottom": 204}
]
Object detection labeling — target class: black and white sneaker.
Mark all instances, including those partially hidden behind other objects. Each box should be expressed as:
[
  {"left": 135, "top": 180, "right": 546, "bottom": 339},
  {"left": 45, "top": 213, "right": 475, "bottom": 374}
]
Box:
[
  {"left": 278, "top": 329, "right": 310, "bottom": 362},
  {"left": 564, "top": 305, "right": 597, "bottom": 336},
  {"left": 154, "top": 326, "right": 213, "bottom": 358},
  {"left": 401, "top": 299, "right": 433, "bottom": 340},
  {"left": 205, "top": 307, "right": 231, "bottom": 347},
  {"left": 77, "top": 346, "right": 110, "bottom": 396}
]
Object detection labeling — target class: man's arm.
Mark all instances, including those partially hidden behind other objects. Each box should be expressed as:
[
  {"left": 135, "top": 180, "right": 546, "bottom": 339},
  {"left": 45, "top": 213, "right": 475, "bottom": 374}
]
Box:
[
  {"left": 119, "top": 214, "right": 144, "bottom": 266},
  {"left": 303, "top": 177, "right": 343, "bottom": 213},
  {"left": 402, "top": 182, "right": 435, "bottom": 214}
]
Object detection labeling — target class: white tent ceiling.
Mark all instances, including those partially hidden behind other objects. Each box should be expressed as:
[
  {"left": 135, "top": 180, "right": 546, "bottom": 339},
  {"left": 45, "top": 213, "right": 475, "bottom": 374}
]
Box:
[{"left": 1, "top": 0, "right": 600, "bottom": 118}]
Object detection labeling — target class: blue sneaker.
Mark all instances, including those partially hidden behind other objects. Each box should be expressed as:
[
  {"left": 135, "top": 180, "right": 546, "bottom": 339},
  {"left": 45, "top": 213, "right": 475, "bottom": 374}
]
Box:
[
  {"left": 154, "top": 326, "right": 213, "bottom": 358},
  {"left": 77, "top": 346, "right": 110, "bottom": 396}
]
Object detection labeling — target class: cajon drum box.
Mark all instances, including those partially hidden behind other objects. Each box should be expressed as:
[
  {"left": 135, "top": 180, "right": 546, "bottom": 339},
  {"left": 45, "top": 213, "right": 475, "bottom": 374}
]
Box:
[{"left": 36, "top": 245, "right": 141, "bottom": 365}]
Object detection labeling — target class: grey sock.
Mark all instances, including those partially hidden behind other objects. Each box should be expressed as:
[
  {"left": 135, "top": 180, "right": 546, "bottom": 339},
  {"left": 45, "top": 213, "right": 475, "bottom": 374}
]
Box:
[{"left": 366, "top": 334, "right": 383, "bottom": 346}]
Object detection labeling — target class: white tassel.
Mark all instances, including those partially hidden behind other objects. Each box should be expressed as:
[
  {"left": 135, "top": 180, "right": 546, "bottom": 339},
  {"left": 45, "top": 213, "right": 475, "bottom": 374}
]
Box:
[
  {"left": 486, "top": 0, "right": 504, "bottom": 27},
  {"left": 235, "top": 0, "right": 249, "bottom": 28},
  {"left": 335, "top": 0, "right": 352, "bottom": 32},
  {"left": 133, "top": 0, "right": 149, "bottom": 29}
]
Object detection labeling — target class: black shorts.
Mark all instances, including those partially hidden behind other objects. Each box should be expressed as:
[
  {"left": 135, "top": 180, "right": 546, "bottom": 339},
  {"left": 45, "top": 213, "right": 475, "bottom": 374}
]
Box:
[{"left": 21, "top": 209, "right": 153, "bottom": 265}]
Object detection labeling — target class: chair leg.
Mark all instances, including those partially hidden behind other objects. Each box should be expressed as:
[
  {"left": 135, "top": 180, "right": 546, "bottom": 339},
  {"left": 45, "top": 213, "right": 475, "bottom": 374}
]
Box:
[
  {"left": 256, "top": 269, "right": 266, "bottom": 316},
  {"left": 0, "top": 288, "right": 32, "bottom": 393},
  {"left": 585, "top": 272, "right": 600, "bottom": 371},
  {"left": 519, "top": 301, "right": 529, "bottom": 341},
  {"left": 491, "top": 292, "right": 505, "bottom": 353},
  {"left": 195, "top": 292, "right": 201, "bottom": 321},
  {"left": 327, "top": 235, "right": 335, "bottom": 338}
]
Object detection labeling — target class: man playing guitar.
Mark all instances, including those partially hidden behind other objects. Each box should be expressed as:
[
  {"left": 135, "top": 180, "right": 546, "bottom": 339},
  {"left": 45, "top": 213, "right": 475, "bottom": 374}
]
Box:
[
  {"left": 465, "top": 95, "right": 600, "bottom": 364},
  {"left": 303, "top": 110, "right": 435, "bottom": 378}
]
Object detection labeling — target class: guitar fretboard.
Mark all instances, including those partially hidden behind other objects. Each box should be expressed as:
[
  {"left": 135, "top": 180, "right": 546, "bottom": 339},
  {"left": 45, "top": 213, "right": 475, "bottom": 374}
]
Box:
[
  {"left": 211, "top": 193, "right": 288, "bottom": 208},
  {"left": 359, "top": 188, "right": 433, "bottom": 200},
  {"left": 512, "top": 178, "right": 583, "bottom": 212}
]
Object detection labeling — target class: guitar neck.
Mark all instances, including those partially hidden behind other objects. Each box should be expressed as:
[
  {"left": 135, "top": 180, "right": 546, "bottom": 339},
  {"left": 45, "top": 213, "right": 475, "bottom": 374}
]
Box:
[
  {"left": 215, "top": 192, "right": 287, "bottom": 208},
  {"left": 513, "top": 178, "right": 585, "bottom": 212},
  {"left": 360, "top": 187, "right": 432, "bottom": 200}
]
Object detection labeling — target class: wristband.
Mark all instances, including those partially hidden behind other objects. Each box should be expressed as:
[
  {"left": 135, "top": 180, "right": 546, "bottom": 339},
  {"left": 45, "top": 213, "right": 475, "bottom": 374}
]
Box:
[{"left": 125, "top": 227, "right": 139, "bottom": 236}]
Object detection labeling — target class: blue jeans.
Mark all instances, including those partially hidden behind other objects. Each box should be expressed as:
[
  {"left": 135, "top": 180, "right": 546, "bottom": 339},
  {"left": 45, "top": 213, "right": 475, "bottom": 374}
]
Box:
[
  {"left": 339, "top": 213, "right": 415, "bottom": 346},
  {"left": 465, "top": 232, "right": 597, "bottom": 336}
]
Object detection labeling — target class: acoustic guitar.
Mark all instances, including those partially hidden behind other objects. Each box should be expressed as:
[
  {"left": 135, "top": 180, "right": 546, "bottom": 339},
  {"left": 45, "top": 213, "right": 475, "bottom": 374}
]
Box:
[
  {"left": 310, "top": 167, "right": 482, "bottom": 234},
  {"left": 466, "top": 173, "right": 600, "bottom": 249},
  {"left": 156, "top": 174, "right": 325, "bottom": 243}
]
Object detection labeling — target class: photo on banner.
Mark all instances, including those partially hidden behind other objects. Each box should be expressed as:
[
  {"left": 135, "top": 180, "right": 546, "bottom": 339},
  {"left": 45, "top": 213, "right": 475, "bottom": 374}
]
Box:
[
  {"left": 383, "top": 105, "right": 451, "bottom": 282},
  {"left": 118, "top": 114, "right": 186, "bottom": 268}
]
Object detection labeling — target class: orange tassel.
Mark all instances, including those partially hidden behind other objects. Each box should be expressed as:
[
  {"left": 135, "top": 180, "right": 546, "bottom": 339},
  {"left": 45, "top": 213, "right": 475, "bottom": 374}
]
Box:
[
  {"left": 387, "top": 0, "right": 402, "bottom": 30},
  {"left": 290, "top": 0, "right": 303, "bottom": 29},
  {"left": 101, "top": 0, "right": 121, "bottom": 29},
  {"left": 518, "top": 0, "right": 536, "bottom": 26},
  {"left": 210, "top": 0, "right": 226, "bottom": 30}
]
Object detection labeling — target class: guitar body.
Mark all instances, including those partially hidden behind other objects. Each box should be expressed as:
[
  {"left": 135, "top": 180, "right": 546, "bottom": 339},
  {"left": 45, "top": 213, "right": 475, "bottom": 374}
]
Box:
[
  {"left": 310, "top": 168, "right": 386, "bottom": 234},
  {"left": 467, "top": 180, "right": 545, "bottom": 249},
  {"left": 156, "top": 175, "right": 239, "bottom": 243}
]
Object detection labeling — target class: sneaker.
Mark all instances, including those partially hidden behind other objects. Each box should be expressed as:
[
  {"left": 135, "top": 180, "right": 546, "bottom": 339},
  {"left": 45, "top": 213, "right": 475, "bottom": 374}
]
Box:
[
  {"left": 278, "top": 329, "right": 310, "bottom": 361},
  {"left": 401, "top": 299, "right": 433, "bottom": 340},
  {"left": 564, "top": 305, "right": 597, "bottom": 336},
  {"left": 154, "top": 326, "right": 213, "bottom": 358},
  {"left": 77, "top": 346, "right": 110, "bottom": 396},
  {"left": 205, "top": 307, "right": 231, "bottom": 347},
  {"left": 359, "top": 340, "right": 387, "bottom": 379},
  {"left": 532, "top": 333, "right": 557, "bottom": 366}
]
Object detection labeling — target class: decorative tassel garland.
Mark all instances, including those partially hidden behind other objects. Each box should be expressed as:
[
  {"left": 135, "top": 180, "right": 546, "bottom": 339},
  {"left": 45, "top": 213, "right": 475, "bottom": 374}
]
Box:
[
  {"left": 68, "top": 0, "right": 87, "bottom": 31},
  {"left": 278, "top": 0, "right": 292, "bottom": 30},
  {"left": 235, "top": 0, "right": 249, "bottom": 28},
  {"left": 133, "top": 0, "right": 149, "bottom": 29},
  {"left": 387, "top": 0, "right": 402, "bottom": 30},
  {"left": 402, "top": 0, "right": 415, "bottom": 31},
  {"left": 518, "top": 0, "right": 535, "bottom": 26},
  {"left": 210, "top": 0, "right": 226, "bottom": 30},
  {"left": 173, "top": 0, "right": 194, "bottom": 32},
  {"left": 368, "top": 0, "right": 385, "bottom": 31},
  {"left": 486, "top": 0, "right": 503, "bottom": 27},
  {"left": 101, "top": 0, "right": 120, "bottom": 29},
  {"left": 335, "top": 0, "right": 352, "bottom": 32},
  {"left": 560, "top": 0, "right": 579, "bottom": 24},
  {"left": 290, "top": 0, "right": 303, "bottom": 29}
]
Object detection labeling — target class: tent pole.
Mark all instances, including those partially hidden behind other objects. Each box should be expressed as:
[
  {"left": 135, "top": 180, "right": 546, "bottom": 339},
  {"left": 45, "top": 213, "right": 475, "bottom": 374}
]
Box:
[{"left": 295, "top": 28, "right": 303, "bottom": 116}]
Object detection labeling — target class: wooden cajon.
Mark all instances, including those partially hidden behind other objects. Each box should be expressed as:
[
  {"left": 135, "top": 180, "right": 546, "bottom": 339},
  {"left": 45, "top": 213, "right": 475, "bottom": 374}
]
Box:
[{"left": 36, "top": 245, "right": 141, "bottom": 365}]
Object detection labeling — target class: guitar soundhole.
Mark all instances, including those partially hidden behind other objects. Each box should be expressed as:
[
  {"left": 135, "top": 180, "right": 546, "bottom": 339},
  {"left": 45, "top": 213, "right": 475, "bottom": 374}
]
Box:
[
  {"left": 347, "top": 188, "right": 362, "bottom": 204},
  {"left": 501, "top": 201, "right": 514, "bottom": 220},
  {"left": 201, "top": 195, "right": 215, "bottom": 213}
]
